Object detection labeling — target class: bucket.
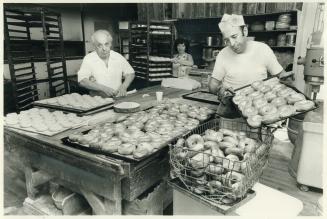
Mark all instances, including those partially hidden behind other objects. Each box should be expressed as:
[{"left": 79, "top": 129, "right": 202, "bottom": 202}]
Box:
[{"left": 287, "top": 116, "right": 303, "bottom": 144}]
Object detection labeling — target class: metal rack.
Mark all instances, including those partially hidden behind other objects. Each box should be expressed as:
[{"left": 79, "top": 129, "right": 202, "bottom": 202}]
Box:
[
  {"left": 129, "top": 21, "right": 174, "bottom": 86},
  {"left": 4, "top": 8, "right": 39, "bottom": 112},
  {"left": 4, "top": 7, "right": 68, "bottom": 112}
]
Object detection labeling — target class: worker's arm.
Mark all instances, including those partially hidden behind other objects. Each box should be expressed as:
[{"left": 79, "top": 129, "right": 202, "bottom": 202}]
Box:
[
  {"left": 116, "top": 73, "right": 135, "bottom": 97},
  {"left": 273, "top": 69, "right": 294, "bottom": 86},
  {"left": 172, "top": 54, "right": 194, "bottom": 67},
  {"left": 79, "top": 79, "right": 117, "bottom": 97}
]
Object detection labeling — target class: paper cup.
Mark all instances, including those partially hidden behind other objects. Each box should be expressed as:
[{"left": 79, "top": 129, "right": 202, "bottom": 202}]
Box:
[{"left": 156, "top": 92, "right": 163, "bottom": 102}]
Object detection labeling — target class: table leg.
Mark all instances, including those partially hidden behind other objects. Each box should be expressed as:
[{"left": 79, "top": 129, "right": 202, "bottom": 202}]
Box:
[{"left": 80, "top": 177, "right": 122, "bottom": 215}]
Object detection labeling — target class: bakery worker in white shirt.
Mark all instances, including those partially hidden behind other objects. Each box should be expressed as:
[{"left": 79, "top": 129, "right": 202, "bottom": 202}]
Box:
[
  {"left": 208, "top": 14, "right": 291, "bottom": 117},
  {"left": 78, "top": 29, "right": 135, "bottom": 97}
]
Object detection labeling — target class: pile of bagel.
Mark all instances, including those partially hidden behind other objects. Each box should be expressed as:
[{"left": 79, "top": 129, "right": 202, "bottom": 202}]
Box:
[
  {"left": 37, "top": 93, "right": 113, "bottom": 110},
  {"left": 232, "top": 78, "right": 315, "bottom": 128},
  {"left": 172, "top": 128, "right": 269, "bottom": 203},
  {"left": 68, "top": 100, "right": 215, "bottom": 159},
  {"left": 4, "top": 108, "right": 88, "bottom": 134}
]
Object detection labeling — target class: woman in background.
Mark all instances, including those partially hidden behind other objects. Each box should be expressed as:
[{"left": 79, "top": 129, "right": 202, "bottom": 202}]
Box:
[{"left": 171, "top": 38, "right": 194, "bottom": 77}]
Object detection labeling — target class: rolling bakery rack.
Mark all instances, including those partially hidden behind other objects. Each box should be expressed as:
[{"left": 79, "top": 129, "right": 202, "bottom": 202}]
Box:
[
  {"left": 4, "top": 6, "right": 68, "bottom": 112},
  {"left": 129, "top": 21, "right": 174, "bottom": 86}
]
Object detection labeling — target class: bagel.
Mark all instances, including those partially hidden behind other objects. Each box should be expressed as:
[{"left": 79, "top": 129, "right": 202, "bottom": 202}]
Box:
[
  {"left": 118, "top": 143, "right": 136, "bottom": 155},
  {"left": 102, "top": 139, "right": 122, "bottom": 153},
  {"left": 251, "top": 81, "right": 263, "bottom": 90},
  {"left": 203, "top": 131, "right": 223, "bottom": 142},
  {"left": 258, "top": 85, "right": 271, "bottom": 93},
  {"left": 244, "top": 144, "right": 257, "bottom": 153},
  {"left": 205, "top": 163, "right": 225, "bottom": 175},
  {"left": 253, "top": 98, "right": 268, "bottom": 109},
  {"left": 271, "top": 97, "right": 287, "bottom": 107},
  {"left": 294, "top": 100, "right": 315, "bottom": 111},
  {"left": 186, "top": 134, "right": 204, "bottom": 149},
  {"left": 208, "top": 180, "right": 223, "bottom": 190},
  {"left": 241, "top": 86, "right": 255, "bottom": 95},
  {"left": 175, "top": 138, "right": 185, "bottom": 148},
  {"left": 242, "top": 106, "right": 258, "bottom": 118},
  {"left": 259, "top": 104, "right": 277, "bottom": 116},
  {"left": 225, "top": 147, "right": 244, "bottom": 157},
  {"left": 271, "top": 83, "right": 286, "bottom": 92},
  {"left": 212, "top": 148, "right": 225, "bottom": 164},
  {"left": 219, "top": 129, "right": 237, "bottom": 137},
  {"left": 247, "top": 115, "right": 262, "bottom": 128},
  {"left": 287, "top": 93, "right": 306, "bottom": 104},
  {"left": 204, "top": 141, "right": 219, "bottom": 150},
  {"left": 277, "top": 87, "right": 294, "bottom": 98},
  {"left": 279, "top": 105, "right": 296, "bottom": 118},
  {"left": 248, "top": 91, "right": 264, "bottom": 99},
  {"left": 225, "top": 171, "right": 245, "bottom": 187},
  {"left": 190, "top": 168, "right": 205, "bottom": 177},
  {"left": 262, "top": 111, "right": 280, "bottom": 124},
  {"left": 219, "top": 141, "right": 236, "bottom": 150},
  {"left": 222, "top": 136, "right": 239, "bottom": 145},
  {"left": 233, "top": 95, "right": 246, "bottom": 105},
  {"left": 238, "top": 99, "right": 252, "bottom": 111},
  {"left": 223, "top": 154, "right": 240, "bottom": 171},
  {"left": 264, "top": 91, "right": 277, "bottom": 102},
  {"left": 189, "top": 153, "right": 210, "bottom": 169}
]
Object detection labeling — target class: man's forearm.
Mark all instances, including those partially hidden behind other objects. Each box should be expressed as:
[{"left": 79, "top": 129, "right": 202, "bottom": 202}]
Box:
[
  {"left": 208, "top": 77, "right": 223, "bottom": 94},
  {"left": 79, "top": 79, "right": 105, "bottom": 92},
  {"left": 121, "top": 73, "right": 135, "bottom": 89}
]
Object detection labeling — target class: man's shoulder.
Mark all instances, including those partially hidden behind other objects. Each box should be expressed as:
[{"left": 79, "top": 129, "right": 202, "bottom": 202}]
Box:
[
  {"left": 110, "top": 50, "right": 125, "bottom": 60},
  {"left": 250, "top": 41, "right": 270, "bottom": 50},
  {"left": 83, "top": 51, "right": 98, "bottom": 61}
]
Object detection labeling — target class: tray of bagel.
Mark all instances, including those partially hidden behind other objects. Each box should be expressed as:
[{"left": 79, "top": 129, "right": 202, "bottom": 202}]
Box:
[
  {"left": 182, "top": 91, "right": 220, "bottom": 105},
  {"left": 61, "top": 99, "right": 216, "bottom": 162},
  {"left": 169, "top": 118, "right": 273, "bottom": 207},
  {"left": 34, "top": 93, "right": 114, "bottom": 116},
  {"left": 232, "top": 77, "right": 318, "bottom": 128},
  {"left": 4, "top": 108, "right": 89, "bottom": 136}
]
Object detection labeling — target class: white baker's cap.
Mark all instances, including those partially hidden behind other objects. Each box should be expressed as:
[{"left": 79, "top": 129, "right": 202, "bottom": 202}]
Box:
[{"left": 219, "top": 14, "right": 245, "bottom": 33}]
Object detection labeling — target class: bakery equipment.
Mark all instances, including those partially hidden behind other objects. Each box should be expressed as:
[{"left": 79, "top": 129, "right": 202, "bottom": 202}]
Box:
[{"left": 288, "top": 9, "right": 324, "bottom": 190}]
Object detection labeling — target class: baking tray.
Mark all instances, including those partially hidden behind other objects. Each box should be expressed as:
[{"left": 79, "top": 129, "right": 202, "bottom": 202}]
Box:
[
  {"left": 5, "top": 124, "right": 73, "bottom": 137},
  {"left": 33, "top": 101, "right": 114, "bottom": 116},
  {"left": 61, "top": 110, "right": 215, "bottom": 163},
  {"left": 61, "top": 130, "right": 171, "bottom": 163},
  {"left": 232, "top": 77, "right": 319, "bottom": 127},
  {"left": 182, "top": 91, "right": 220, "bottom": 105}
]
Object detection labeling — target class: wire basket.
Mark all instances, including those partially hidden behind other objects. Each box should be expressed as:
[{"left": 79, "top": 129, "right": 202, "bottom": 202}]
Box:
[{"left": 169, "top": 117, "right": 274, "bottom": 205}]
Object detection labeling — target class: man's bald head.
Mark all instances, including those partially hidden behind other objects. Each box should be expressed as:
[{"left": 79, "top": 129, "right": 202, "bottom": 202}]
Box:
[{"left": 91, "top": 30, "right": 113, "bottom": 59}]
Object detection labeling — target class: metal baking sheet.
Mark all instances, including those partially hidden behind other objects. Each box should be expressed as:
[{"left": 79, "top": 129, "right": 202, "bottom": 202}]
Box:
[
  {"left": 5, "top": 124, "right": 72, "bottom": 137},
  {"left": 182, "top": 91, "right": 220, "bottom": 105},
  {"left": 61, "top": 131, "right": 169, "bottom": 163},
  {"left": 232, "top": 77, "right": 318, "bottom": 127},
  {"left": 33, "top": 101, "right": 114, "bottom": 116}
]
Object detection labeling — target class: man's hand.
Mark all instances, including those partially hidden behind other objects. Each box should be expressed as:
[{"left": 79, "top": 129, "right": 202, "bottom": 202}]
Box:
[
  {"left": 101, "top": 86, "right": 117, "bottom": 97},
  {"left": 115, "top": 85, "right": 127, "bottom": 97},
  {"left": 217, "top": 85, "right": 234, "bottom": 101}
]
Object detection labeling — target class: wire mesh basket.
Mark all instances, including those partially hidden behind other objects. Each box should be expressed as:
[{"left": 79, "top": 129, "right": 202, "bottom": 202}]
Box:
[{"left": 169, "top": 117, "right": 274, "bottom": 205}]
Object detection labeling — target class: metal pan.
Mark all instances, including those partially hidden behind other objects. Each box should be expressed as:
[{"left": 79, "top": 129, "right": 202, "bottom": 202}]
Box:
[{"left": 182, "top": 91, "right": 220, "bottom": 105}]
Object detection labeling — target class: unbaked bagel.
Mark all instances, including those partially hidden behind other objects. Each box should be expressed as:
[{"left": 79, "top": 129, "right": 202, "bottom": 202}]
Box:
[
  {"left": 279, "top": 105, "right": 296, "bottom": 118},
  {"left": 247, "top": 115, "right": 262, "bottom": 128},
  {"left": 271, "top": 97, "right": 287, "bottom": 107},
  {"left": 287, "top": 93, "right": 306, "bottom": 104},
  {"left": 294, "top": 100, "right": 315, "bottom": 111}
]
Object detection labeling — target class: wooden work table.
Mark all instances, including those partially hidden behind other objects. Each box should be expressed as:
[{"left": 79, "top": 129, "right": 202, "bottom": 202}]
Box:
[{"left": 4, "top": 86, "right": 217, "bottom": 215}]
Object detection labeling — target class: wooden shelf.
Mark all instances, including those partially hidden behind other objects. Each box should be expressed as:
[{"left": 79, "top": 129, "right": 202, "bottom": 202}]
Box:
[{"left": 249, "top": 29, "right": 297, "bottom": 33}]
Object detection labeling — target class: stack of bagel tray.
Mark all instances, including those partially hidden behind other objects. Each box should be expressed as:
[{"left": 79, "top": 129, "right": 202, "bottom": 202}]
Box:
[
  {"left": 232, "top": 77, "right": 318, "bottom": 128},
  {"left": 4, "top": 108, "right": 89, "bottom": 136},
  {"left": 169, "top": 118, "right": 274, "bottom": 205},
  {"left": 182, "top": 91, "right": 220, "bottom": 105},
  {"left": 61, "top": 100, "right": 216, "bottom": 162},
  {"left": 34, "top": 93, "right": 114, "bottom": 116}
]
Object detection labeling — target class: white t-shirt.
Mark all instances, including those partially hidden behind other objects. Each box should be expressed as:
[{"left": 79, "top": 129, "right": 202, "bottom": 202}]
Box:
[
  {"left": 77, "top": 51, "right": 134, "bottom": 90},
  {"left": 211, "top": 41, "right": 283, "bottom": 89}
]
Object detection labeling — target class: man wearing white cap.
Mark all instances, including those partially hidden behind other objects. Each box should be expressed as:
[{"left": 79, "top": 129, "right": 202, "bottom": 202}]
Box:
[
  {"left": 78, "top": 30, "right": 135, "bottom": 97},
  {"left": 209, "top": 14, "right": 287, "bottom": 117}
]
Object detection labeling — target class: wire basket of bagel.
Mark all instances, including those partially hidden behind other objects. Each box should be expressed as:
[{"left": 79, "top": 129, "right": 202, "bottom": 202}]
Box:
[{"left": 169, "top": 118, "right": 273, "bottom": 205}]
